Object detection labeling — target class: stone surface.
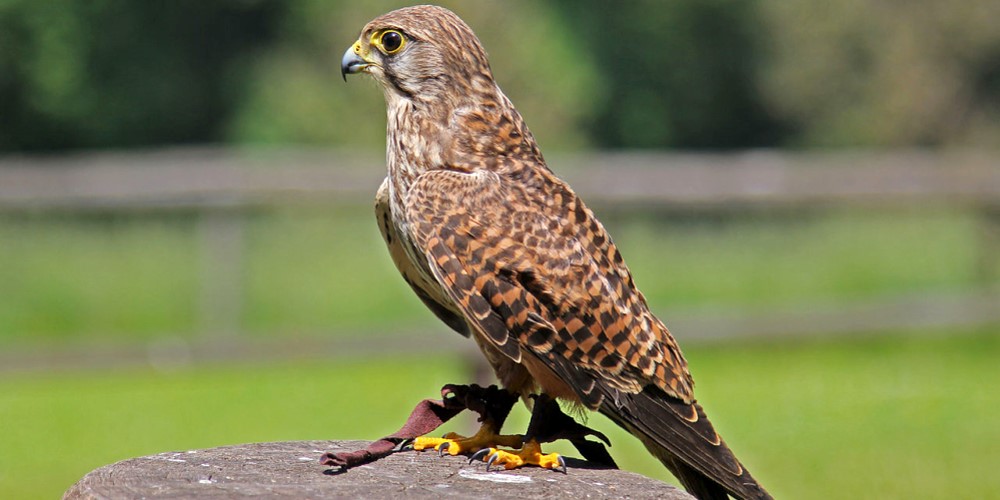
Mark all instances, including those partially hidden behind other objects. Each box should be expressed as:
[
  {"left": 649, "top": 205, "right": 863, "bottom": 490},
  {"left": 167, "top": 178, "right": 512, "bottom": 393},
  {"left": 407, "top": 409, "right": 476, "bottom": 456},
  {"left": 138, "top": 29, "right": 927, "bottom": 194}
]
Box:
[{"left": 65, "top": 440, "right": 693, "bottom": 499}]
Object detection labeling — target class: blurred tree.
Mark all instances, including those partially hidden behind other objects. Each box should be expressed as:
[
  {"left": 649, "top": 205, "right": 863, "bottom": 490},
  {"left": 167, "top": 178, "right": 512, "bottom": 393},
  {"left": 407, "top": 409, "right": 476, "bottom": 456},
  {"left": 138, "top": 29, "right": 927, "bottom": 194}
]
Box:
[
  {"left": 2, "top": 1, "right": 999, "bottom": 152},
  {"left": 0, "top": 0, "right": 286, "bottom": 151},
  {"left": 226, "top": 0, "right": 603, "bottom": 151},
  {"left": 758, "top": 0, "right": 1000, "bottom": 147},
  {"left": 553, "top": 0, "right": 788, "bottom": 149}
]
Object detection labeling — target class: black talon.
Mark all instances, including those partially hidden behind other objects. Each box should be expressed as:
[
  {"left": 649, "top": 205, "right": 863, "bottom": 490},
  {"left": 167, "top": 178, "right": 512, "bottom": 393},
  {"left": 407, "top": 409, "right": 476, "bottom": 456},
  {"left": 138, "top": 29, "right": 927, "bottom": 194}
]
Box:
[
  {"left": 398, "top": 438, "right": 414, "bottom": 451},
  {"left": 438, "top": 441, "right": 451, "bottom": 457},
  {"left": 486, "top": 452, "right": 500, "bottom": 472},
  {"left": 469, "top": 448, "right": 490, "bottom": 464},
  {"left": 556, "top": 455, "right": 568, "bottom": 474}
]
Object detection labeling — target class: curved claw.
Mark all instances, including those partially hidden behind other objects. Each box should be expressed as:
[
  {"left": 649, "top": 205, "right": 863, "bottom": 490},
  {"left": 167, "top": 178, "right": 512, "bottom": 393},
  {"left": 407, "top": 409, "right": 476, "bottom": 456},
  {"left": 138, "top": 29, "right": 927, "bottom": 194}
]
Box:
[
  {"left": 438, "top": 441, "right": 451, "bottom": 457},
  {"left": 485, "top": 452, "right": 500, "bottom": 472},
  {"left": 398, "top": 438, "right": 414, "bottom": 451},
  {"left": 556, "top": 455, "right": 567, "bottom": 474},
  {"left": 469, "top": 448, "right": 490, "bottom": 464}
]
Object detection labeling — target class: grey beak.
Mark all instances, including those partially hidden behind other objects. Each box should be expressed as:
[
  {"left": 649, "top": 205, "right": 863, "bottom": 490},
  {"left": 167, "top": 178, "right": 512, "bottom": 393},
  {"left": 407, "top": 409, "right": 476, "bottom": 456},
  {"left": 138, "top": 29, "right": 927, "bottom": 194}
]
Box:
[{"left": 341, "top": 47, "right": 367, "bottom": 82}]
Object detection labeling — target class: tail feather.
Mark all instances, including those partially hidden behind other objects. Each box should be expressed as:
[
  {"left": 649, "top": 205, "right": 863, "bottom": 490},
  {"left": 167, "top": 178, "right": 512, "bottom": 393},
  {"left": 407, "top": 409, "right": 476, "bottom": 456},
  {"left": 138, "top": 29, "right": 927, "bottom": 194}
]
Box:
[{"left": 599, "top": 385, "right": 772, "bottom": 500}]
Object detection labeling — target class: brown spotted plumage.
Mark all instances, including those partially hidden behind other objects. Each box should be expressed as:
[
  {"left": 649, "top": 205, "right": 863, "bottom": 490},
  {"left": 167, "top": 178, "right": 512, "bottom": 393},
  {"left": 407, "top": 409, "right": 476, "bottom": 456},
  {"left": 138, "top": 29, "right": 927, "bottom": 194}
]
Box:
[{"left": 344, "top": 6, "right": 770, "bottom": 499}]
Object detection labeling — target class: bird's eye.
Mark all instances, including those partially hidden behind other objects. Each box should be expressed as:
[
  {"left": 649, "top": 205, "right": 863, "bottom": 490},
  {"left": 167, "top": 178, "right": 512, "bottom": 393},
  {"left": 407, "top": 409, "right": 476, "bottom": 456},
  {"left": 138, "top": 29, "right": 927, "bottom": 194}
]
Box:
[{"left": 379, "top": 30, "right": 404, "bottom": 54}]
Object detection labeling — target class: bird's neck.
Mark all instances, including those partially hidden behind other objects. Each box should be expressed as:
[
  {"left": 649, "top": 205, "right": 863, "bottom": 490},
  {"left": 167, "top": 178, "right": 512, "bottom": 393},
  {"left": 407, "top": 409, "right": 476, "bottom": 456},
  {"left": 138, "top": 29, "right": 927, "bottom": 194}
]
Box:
[{"left": 384, "top": 86, "right": 543, "bottom": 209}]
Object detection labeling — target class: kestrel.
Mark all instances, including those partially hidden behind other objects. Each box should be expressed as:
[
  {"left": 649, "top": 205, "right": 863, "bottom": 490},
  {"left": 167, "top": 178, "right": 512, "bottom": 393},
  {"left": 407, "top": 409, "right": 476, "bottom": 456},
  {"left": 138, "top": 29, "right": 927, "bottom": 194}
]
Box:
[{"left": 338, "top": 6, "right": 771, "bottom": 499}]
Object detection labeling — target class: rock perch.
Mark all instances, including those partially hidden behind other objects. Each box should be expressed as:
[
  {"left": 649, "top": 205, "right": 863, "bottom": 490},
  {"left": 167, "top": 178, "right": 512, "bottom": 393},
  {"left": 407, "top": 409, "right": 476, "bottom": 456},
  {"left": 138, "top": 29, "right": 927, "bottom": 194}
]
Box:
[{"left": 65, "top": 440, "right": 693, "bottom": 499}]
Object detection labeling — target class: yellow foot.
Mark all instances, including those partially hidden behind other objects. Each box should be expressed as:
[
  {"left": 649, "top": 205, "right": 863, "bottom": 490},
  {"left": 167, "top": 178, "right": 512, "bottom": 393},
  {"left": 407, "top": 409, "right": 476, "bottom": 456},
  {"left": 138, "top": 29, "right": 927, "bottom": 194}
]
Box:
[
  {"left": 411, "top": 427, "right": 522, "bottom": 457},
  {"left": 471, "top": 439, "right": 567, "bottom": 473}
]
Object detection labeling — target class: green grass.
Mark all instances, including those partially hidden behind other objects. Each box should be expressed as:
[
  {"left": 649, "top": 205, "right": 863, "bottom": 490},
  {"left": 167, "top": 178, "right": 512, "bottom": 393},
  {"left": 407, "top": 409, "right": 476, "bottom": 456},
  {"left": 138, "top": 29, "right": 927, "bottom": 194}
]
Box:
[
  {"left": 0, "top": 215, "right": 200, "bottom": 340},
  {"left": 0, "top": 203, "right": 993, "bottom": 497},
  {"left": 2, "top": 330, "right": 998, "bottom": 499},
  {"left": 616, "top": 207, "right": 980, "bottom": 306},
  {"left": 242, "top": 207, "right": 432, "bottom": 334},
  {"left": 0, "top": 206, "right": 991, "bottom": 344},
  {"left": 684, "top": 330, "right": 1000, "bottom": 499},
  {"left": 0, "top": 355, "right": 469, "bottom": 499}
]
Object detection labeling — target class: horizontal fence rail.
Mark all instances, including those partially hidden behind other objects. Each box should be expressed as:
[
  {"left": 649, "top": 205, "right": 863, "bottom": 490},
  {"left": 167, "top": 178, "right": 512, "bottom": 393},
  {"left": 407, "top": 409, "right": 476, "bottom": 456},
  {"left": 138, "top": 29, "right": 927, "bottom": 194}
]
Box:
[
  {"left": 0, "top": 147, "right": 997, "bottom": 372},
  {"left": 1, "top": 148, "right": 998, "bottom": 211}
]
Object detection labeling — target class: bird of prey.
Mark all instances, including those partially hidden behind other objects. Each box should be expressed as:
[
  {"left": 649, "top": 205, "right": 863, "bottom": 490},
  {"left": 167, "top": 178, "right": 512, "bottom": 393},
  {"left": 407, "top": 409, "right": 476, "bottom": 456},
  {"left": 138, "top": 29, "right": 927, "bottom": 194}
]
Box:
[{"left": 339, "top": 5, "right": 771, "bottom": 499}]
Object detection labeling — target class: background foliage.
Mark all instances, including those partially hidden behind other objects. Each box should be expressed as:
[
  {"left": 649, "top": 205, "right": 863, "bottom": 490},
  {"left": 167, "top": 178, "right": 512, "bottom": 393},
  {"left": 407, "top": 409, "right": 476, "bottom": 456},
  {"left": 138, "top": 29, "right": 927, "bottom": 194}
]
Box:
[
  {"left": 1, "top": 2, "right": 998, "bottom": 499},
  {"left": 2, "top": 0, "right": 999, "bottom": 152}
]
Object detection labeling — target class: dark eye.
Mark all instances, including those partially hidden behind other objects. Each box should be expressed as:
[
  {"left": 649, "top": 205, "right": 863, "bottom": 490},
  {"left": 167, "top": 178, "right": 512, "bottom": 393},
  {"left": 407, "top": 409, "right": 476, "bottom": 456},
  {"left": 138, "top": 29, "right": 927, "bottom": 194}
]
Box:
[{"left": 380, "top": 30, "right": 403, "bottom": 54}]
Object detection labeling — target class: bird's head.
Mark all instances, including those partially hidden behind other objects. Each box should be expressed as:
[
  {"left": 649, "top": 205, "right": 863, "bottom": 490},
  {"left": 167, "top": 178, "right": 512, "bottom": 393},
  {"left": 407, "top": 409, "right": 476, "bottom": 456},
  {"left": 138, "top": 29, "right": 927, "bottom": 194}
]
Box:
[{"left": 341, "top": 5, "right": 495, "bottom": 106}]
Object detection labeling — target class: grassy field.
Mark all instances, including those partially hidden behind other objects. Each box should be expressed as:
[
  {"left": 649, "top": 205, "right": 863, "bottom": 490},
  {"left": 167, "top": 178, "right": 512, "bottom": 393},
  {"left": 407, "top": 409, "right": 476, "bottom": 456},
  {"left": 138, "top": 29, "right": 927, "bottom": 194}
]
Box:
[
  {"left": 0, "top": 203, "right": 996, "bottom": 498},
  {"left": 0, "top": 205, "right": 989, "bottom": 344},
  {"left": 1, "top": 330, "right": 998, "bottom": 499}
]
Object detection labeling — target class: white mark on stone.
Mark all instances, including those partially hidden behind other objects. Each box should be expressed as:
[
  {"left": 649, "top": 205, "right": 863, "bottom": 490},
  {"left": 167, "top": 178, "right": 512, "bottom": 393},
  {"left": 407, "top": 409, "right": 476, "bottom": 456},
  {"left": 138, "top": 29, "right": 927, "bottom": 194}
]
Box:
[
  {"left": 200, "top": 463, "right": 211, "bottom": 467},
  {"left": 298, "top": 457, "right": 314, "bottom": 462},
  {"left": 167, "top": 458, "right": 186, "bottom": 463},
  {"left": 459, "top": 469, "right": 533, "bottom": 484},
  {"left": 198, "top": 479, "right": 214, "bottom": 484},
  {"left": 186, "top": 450, "right": 198, "bottom": 454}
]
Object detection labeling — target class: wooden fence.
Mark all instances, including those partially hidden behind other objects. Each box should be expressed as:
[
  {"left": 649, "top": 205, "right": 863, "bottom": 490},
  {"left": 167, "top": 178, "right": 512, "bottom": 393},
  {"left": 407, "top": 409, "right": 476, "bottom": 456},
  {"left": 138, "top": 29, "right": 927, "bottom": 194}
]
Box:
[
  {"left": 2, "top": 148, "right": 998, "bottom": 210},
  {"left": 0, "top": 147, "right": 998, "bottom": 370}
]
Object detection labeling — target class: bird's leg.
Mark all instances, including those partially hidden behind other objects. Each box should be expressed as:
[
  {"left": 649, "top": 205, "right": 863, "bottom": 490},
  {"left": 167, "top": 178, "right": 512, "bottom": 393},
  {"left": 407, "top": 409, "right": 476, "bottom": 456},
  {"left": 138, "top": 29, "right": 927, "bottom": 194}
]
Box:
[
  {"left": 472, "top": 394, "right": 617, "bottom": 472},
  {"left": 411, "top": 384, "right": 522, "bottom": 456}
]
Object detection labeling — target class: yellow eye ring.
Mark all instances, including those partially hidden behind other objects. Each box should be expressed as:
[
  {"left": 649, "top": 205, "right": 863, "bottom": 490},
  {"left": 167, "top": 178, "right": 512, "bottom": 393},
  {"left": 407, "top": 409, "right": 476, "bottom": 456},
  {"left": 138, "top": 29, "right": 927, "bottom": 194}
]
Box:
[{"left": 374, "top": 29, "right": 405, "bottom": 55}]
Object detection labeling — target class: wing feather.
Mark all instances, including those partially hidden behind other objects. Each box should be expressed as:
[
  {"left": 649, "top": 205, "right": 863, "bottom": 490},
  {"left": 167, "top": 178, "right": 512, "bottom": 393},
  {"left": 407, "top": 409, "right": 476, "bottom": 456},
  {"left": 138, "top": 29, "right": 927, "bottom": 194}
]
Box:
[
  {"left": 399, "top": 165, "right": 770, "bottom": 499},
  {"left": 597, "top": 384, "right": 771, "bottom": 499},
  {"left": 401, "top": 167, "right": 692, "bottom": 402}
]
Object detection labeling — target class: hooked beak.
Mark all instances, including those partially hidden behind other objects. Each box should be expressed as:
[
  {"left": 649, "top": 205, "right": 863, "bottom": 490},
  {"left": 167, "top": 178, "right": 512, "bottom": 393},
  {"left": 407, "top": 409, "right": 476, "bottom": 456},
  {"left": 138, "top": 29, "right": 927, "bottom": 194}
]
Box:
[{"left": 341, "top": 41, "right": 369, "bottom": 81}]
